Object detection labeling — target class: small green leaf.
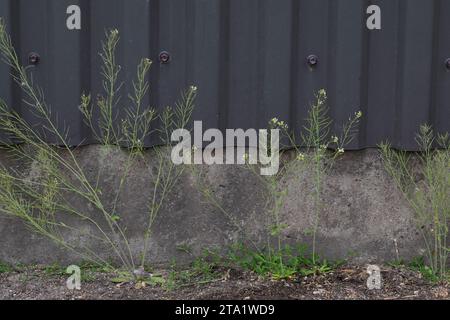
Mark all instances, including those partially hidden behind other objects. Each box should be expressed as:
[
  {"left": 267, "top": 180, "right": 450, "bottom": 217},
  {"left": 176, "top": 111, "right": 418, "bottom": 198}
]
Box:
[
  {"left": 147, "top": 276, "right": 166, "bottom": 285},
  {"left": 110, "top": 276, "right": 131, "bottom": 284}
]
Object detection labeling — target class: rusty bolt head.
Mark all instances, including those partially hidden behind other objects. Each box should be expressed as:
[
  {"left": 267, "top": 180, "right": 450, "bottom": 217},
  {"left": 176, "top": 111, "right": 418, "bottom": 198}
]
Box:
[
  {"left": 159, "top": 51, "right": 171, "bottom": 64},
  {"left": 28, "top": 52, "right": 40, "bottom": 65},
  {"left": 446, "top": 58, "right": 450, "bottom": 70},
  {"left": 307, "top": 54, "right": 319, "bottom": 67}
]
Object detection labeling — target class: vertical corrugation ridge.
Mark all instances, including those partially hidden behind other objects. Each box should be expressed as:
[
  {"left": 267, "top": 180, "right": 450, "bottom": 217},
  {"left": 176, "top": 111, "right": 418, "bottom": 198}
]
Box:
[
  {"left": 288, "top": 0, "right": 300, "bottom": 130},
  {"left": 46, "top": 0, "right": 56, "bottom": 143},
  {"left": 80, "top": 0, "right": 92, "bottom": 143},
  {"left": 185, "top": 1, "right": 194, "bottom": 88},
  {"left": 256, "top": 0, "right": 266, "bottom": 130},
  {"left": 326, "top": 0, "right": 337, "bottom": 124},
  {"left": 358, "top": 0, "right": 371, "bottom": 149},
  {"left": 149, "top": 0, "right": 160, "bottom": 112},
  {"left": 428, "top": 0, "right": 440, "bottom": 130},
  {"left": 117, "top": 0, "right": 125, "bottom": 96},
  {"left": 218, "top": 0, "right": 230, "bottom": 132},
  {"left": 393, "top": 0, "right": 406, "bottom": 148},
  {"left": 89, "top": 1, "right": 99, "bottom": 144},
  {"left": 10, "top": 0, "right": 22, "bottom": 116}
]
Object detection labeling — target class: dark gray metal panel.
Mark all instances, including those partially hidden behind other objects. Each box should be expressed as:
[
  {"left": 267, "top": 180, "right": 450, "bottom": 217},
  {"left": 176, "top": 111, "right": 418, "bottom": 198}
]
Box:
[
  {"left": 434, "top": 0, "right": 450, "bottom": 138},
  {"left": 365, "top": 0, "right": 401, "bottom": 148},
  {"left": 0, "top": 0, "right": 449, "bottom": 150},
  {"left": 0, "top": 0, "right": 11, "bottom": 108}
]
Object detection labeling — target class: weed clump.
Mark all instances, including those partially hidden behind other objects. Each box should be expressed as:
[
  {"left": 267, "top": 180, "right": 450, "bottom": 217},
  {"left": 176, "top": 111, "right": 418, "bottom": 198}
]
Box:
[
  {"left": 380, "top": 125, "right": 450, "bottom": 282},
  {"left": 0, "top": 19, "right": 196, "bottom": 279}
]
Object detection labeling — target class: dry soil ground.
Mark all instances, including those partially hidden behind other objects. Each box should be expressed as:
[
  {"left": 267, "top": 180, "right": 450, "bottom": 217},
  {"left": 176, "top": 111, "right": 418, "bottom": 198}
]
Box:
[{"left": 0, "top": 264, "right": 449, "bottom": 300}]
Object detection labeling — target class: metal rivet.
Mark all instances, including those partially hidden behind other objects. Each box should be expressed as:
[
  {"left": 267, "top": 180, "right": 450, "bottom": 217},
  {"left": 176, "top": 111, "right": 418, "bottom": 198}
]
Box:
[
  {"left": 28, "top": 52, "right": 40, "bottom": 65},
  {"left": 159, "top": 51, "right": 171, "bottom": 64},
  {"left": 307, "top": 54, "right": 318, "bottom": 67},
  {"left": 445, "top": 58, "right": 450, "bottom": 70}
]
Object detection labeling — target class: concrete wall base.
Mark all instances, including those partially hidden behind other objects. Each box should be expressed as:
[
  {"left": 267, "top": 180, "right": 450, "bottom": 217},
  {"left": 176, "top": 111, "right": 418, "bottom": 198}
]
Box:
[{"left": 0, "top": 146, "right": 425, "bottom": 266}]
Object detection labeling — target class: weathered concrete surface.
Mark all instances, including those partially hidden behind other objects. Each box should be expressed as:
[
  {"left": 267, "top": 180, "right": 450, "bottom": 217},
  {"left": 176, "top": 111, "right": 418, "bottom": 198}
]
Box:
[{"left": 0, "top": 146, "right": 425, "bottom": 266}]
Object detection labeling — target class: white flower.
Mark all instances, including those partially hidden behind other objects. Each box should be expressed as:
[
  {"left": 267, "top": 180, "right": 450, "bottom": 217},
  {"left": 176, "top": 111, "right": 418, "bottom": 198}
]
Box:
[
  {"left": 190, "top": 85, "right": 198, "bottom": 92},
  {"left": 296, "top": 153, "right": 305, "bottom": 161},
  {"left": 355, "top": 111, "right": 362, "bottom": 119},
  {"left": 332, "top": 136, "right": 339, "bottom": 143},
  {"left": 317, "top": 89, "right": 327, "bottom": 103},
  {"left": 278, "top": 121, "right": 288, "bottom": 130},
  {"left": 269, "top": 118, "right": 288, "bottom": 129},
  {"left": 337, "top": 148, "right": 345, "bottom": 154}
]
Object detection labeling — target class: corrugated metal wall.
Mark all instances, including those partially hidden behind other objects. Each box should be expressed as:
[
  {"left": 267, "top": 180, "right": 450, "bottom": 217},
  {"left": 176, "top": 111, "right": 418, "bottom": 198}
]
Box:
[{"left": 0, "top": 0, "right": 449, "bottom": 150}]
